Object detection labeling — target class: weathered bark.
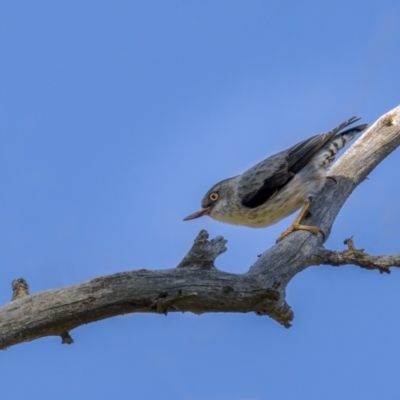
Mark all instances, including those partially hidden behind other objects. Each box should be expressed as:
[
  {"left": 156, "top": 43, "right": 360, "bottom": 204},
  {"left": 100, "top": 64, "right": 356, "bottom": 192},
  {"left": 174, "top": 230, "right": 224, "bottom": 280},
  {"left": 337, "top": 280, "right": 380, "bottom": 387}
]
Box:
[
  {"left": 1, "top": 106, "right": 399, "bottom": 350},
  {"left": 317, "top": 237, "right": 400, "bottom": 274}
]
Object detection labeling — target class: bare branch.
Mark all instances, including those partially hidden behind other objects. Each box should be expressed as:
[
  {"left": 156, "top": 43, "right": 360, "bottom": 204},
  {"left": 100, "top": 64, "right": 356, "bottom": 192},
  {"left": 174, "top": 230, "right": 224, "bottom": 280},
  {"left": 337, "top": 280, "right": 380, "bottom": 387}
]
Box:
[
  {"left": 317, "top": 237, "right": 400, "bottom": 274},
  {"left": 1, "top": 105, "right": 399, "bottom": 350},
  {"left": 60, "top": 332, "right": 74, "bottom": 345},
  {"left": 177, "top": 230, "right": 227, "bottom": 269},
  {"left": 0, "top": 233, "right": 293, "bottom": 350}
]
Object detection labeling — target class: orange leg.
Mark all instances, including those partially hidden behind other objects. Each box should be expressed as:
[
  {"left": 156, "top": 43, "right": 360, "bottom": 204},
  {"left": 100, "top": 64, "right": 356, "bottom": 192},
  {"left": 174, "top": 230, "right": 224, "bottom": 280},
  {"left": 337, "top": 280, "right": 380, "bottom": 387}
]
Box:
[{"left": 276, "top": 200, "right": 322, "bottom": 243}]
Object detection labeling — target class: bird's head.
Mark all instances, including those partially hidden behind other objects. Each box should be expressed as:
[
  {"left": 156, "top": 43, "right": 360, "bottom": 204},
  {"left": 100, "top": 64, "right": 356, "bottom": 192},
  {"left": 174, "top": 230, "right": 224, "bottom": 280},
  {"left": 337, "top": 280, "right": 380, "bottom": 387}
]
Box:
[{"left": 183, "top": 177, "right": 237, "bottom": 222}]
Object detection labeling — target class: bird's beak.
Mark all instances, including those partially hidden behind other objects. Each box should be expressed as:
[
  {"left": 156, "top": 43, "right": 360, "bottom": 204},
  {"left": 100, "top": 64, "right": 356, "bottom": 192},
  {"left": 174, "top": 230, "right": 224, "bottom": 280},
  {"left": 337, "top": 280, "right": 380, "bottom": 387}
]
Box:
[{"left": 183, "top": 206, "right": 212, "bottom": 221}]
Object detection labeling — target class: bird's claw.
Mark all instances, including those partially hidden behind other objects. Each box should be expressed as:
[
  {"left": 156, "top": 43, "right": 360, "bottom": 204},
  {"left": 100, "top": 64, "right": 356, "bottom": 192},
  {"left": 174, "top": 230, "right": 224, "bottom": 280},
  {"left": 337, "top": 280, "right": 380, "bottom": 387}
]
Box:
[{"left": 276, "top": 224, "right": 324, "bottom": 243}]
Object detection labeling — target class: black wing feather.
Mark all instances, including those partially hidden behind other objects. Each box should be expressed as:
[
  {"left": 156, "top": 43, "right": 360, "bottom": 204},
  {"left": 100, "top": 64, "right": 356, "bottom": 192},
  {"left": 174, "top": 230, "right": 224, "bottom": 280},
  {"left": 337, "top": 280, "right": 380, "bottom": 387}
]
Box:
[
  {"left": 287, "top": 116, "right": 360, "bottom": 173},
  {"left": 239, "top": 154, "right": 293, "bottom": 208},
  {"left": 239, "top": 116, "right": 361, "bottom": 209}
]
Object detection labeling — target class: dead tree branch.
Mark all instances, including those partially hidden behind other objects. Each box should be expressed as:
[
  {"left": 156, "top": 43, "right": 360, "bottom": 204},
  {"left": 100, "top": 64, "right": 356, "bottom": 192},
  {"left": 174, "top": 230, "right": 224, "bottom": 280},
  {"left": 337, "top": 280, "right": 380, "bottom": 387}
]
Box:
[
  {"left": 317, "top": 237, "right": 400, "bottom": 274},
  {"left": 1, "top": 105, "right": 399, "bottom": 350}
]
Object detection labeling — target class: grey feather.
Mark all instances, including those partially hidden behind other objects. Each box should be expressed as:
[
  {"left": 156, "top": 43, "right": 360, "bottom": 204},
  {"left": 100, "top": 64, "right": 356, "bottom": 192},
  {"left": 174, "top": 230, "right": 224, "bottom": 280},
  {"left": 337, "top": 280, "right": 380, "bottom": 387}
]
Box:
[{"left": 238, "top": 116, "right": 364, "bottom": 209}]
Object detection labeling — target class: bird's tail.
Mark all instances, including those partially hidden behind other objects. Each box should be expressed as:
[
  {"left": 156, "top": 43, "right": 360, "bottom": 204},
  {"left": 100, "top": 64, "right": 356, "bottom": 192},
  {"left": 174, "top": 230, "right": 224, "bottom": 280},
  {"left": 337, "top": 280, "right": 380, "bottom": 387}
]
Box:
[{"left": 318, "top": 122, "right": 368, "bottom": 167}]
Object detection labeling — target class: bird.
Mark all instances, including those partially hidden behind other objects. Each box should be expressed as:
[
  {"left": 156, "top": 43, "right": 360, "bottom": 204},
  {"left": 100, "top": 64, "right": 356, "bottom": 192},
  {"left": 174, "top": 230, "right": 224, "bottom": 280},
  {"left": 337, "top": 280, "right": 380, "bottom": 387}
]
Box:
[{"left": 183, "top": 117, "right": 368, "bottom": 242}]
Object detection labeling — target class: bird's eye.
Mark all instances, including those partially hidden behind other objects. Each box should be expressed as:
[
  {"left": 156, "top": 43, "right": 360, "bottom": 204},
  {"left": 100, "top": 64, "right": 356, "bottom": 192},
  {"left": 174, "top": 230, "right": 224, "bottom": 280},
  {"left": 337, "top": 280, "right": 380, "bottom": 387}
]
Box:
[{"left": 209, "top": 192, "right": 219, "bottom": 201}]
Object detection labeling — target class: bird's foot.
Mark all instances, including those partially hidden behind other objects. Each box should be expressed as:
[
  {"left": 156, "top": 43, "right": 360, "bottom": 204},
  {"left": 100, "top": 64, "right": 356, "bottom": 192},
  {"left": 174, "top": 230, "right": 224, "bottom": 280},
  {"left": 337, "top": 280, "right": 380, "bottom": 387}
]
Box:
[{"left": 276, "top": 224, "right": 323, "bottom": 243}]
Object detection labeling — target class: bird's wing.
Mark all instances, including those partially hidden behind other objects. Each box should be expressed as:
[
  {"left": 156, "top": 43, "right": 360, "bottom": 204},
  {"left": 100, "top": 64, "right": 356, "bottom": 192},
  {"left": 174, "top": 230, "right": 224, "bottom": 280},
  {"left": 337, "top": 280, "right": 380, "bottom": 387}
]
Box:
[
  {"left": 238, "top": 153, "right": 293, "bottom": 208},
  {"left": 286, "top": 116, "right": 360, "bottom": 173},
  {"left": 238, "top": 116, "right": 361, "bottom": 209}
]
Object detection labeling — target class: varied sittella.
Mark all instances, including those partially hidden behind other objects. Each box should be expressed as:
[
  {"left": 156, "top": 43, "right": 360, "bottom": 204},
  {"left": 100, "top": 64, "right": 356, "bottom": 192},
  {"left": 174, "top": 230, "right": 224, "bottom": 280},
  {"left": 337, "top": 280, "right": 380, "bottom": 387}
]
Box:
[{"left": 183, "top": 117, "right": 368, "bottom": 242}]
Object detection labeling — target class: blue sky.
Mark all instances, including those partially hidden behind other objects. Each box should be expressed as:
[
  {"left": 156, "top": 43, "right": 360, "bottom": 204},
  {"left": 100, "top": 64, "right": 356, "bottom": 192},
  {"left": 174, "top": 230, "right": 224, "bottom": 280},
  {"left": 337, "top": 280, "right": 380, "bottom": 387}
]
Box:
[{"left": 1, "top": 1, "right": 400, "bottom": 399}]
